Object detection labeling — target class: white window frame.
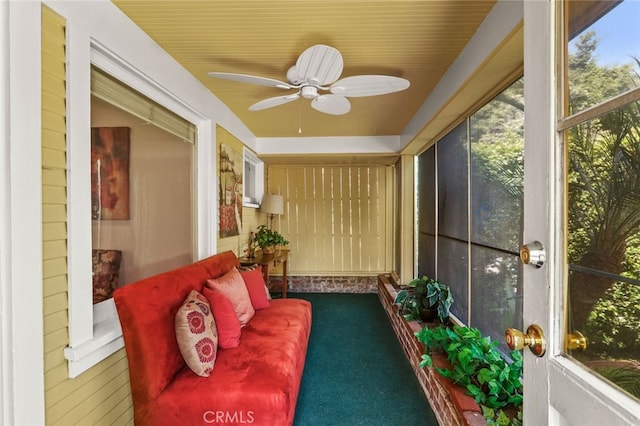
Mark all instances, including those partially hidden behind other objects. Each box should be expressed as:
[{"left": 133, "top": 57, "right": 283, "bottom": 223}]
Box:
[
  {"left": 63, "top": 33, "right": 209, "bottom": 377},
  {"left": 2, "top": 2, "right": 45, "bottom": 423},
  {"left": 243, "top": 148, "right": 264, "bottom": 208}
]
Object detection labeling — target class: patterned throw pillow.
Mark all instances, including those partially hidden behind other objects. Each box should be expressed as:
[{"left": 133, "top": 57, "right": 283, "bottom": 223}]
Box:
[
  {"left": 175, "top": 290, "right": 218, "bottom": 377},
  {"left": 206, "top": 267, "right": 255, "bottom": 326}
]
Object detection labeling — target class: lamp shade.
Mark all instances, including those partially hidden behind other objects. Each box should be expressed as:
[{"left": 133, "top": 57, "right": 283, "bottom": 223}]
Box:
[{"left": 261, "top": 194, "right": 284, "bottom": 215}]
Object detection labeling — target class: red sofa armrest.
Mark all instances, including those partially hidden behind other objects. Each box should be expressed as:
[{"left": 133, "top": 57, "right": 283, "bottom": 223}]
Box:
[{"left": 113, "top": 250, "right": 239, "bottom": 411}]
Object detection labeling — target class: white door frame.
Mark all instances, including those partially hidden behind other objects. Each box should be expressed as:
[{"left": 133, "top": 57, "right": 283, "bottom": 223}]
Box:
[
  {"left": 1, "top": 2, "right": 46, "bottom": 425},
  {"left": 522, "top": 1, "right": 554, "bottom": 423}
]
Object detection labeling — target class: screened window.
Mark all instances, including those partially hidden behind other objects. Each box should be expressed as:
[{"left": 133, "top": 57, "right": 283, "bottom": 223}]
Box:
[{"left": 417, "top": 77, "right": 524, "bottom": 346}]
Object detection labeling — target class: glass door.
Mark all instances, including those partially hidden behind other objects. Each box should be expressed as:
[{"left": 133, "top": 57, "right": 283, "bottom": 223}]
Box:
[{"left": 520, "top": 1, "right": 640, "bottom": 424}]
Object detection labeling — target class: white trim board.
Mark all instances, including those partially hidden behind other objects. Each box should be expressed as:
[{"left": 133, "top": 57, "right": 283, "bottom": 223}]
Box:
[{"left": 2, "top": 2, "right": 45, "bottom": 424}]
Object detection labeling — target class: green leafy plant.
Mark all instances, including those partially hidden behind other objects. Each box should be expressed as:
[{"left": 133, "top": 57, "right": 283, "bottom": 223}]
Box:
[
  {"left": 394, "top": 276, "right": 453, "bottom": 324},
  {"left": 594, "top": 366, "right": 640, "bottom": 399},
  {"left": 482, "top": 406, "right": 522, "bottom": 426},
  {"left": 253, "top": 225, "right": 289, "bottom": 250},
  {"left": 415, "top": 325, "right": 523, "bottom": 424}
]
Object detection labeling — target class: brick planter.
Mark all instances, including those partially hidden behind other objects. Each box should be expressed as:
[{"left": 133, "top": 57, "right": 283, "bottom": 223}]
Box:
[{"left": 378, "top": 274, "right": 486, "bottom": 426}]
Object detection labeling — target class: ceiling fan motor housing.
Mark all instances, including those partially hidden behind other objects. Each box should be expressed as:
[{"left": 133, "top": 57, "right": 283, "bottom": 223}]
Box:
[{"left": 301, "top": 86, "right": 319, "bottom": 99}]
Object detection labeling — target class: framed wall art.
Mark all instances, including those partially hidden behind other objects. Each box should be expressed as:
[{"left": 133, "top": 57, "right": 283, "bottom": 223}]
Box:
[{"left": 91, "top": 127, "right": 131, "bottom": 220}]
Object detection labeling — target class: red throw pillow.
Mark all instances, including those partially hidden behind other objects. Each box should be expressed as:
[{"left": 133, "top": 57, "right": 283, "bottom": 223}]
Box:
[
  {"left": 240, "top": 267, "right": 270, "bottom": 310},
  {"left": 202, "top": 287, "right": 241, "bottom": 349},
  {"left": 239, "top": 264, "right": 272, "bottom": 300},
  {"left": 206, "top": 267, "right": 255, "bottom": 326},
  {"left": 174, "top": 290, "right": 218, "bottom": 377}
]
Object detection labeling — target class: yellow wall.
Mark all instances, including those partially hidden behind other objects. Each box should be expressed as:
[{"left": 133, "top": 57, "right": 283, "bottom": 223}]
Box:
[
  {"left": 216, "top": 125, "right": 263, "bottom": 255},
  {"left": 41, "top": 7, "right": 133, "bottom": 425}
]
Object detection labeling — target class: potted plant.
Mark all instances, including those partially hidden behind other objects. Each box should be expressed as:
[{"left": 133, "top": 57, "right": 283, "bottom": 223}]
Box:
[
  {"left": 253, "top": 224, "right": 289, "bottom": 254},
  {"left": 415, "top": 325, "right": 523, "bottom": 425},
  {"left": 394, "top": 276, "right": 453, "bottom": 324}
]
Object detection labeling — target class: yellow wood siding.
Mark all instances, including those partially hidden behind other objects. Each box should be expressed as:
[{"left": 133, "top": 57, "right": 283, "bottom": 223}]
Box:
[
  {"left": 267, "top": 164, "right": 392, "bottom": 274},
  {"left": 216, "top": 125, "right": 263, "bottom": 255},
  {"left": 41, "top": 6, "right": 133, "bottom": 425}
]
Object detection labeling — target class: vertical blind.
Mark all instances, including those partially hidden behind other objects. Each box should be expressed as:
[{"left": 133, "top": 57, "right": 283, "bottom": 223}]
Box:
[{"left": 268, "top": 165, "right": 390, "bottom": 274}]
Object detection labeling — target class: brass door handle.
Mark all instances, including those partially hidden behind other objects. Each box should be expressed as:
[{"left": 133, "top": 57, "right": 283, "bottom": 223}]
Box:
[
  {"left": 566, "top": 330, "right": 587, "bottom": 351},
  {"left": 505, "top": 324, "right": 546, "bottom": 357}
]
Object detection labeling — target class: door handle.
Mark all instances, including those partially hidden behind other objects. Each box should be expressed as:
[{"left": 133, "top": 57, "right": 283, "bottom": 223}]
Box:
[
  {"left": 566, "top": 330, "right": 587, "bottom": 351},
  {"left": 520, "top": 241, "right": 545, "bottom": 268},
  {"left": 505, "top": 324, "right": 546, "bottom": 357}
]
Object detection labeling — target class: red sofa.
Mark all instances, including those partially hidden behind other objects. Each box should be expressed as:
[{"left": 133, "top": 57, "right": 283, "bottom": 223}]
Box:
[{"left": 113, "top": 250, "right": 312, "bottom": 426}]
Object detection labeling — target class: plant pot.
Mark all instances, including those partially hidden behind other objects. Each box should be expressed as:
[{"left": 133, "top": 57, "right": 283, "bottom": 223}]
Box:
[
  {"left": 420, "top": 308, "right": 437, "bottom": 323},
  {"left": 263, "top": 245, "right": 276, "bottom": 255}
]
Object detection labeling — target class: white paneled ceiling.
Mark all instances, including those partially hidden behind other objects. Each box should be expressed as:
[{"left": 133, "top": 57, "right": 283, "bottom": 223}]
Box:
[{"left": 113, "top": 0, "right": 497, "bottom": 138}]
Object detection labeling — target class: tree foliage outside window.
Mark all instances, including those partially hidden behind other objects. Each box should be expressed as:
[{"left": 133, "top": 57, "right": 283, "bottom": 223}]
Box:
[{"left": 565, "top": 29, "right": 640, "bottom": 399}]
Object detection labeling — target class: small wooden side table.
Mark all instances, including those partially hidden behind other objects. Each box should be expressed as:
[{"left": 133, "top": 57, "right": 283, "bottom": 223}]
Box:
[{"left": 238, "top": 249, "right": 289, "bottom": 298}]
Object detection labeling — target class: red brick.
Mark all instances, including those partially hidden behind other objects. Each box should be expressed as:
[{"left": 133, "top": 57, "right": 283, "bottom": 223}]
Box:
[{"left": 378, "top": 275, "right": 486, "bottom": 426}]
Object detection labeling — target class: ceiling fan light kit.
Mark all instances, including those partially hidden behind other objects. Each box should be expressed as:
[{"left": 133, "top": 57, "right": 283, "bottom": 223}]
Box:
[{"left": 209, "top": 44, "right": 410, "bottom": 116}]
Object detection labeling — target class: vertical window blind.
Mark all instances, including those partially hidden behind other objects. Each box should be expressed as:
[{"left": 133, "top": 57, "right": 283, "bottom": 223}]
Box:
[{"left": 267, "top": 165, "right": 390, "bottom": 274}]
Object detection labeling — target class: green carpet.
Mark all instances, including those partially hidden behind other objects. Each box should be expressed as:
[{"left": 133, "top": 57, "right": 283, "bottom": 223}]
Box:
[{"left": 291, "top": 293, "right": 438, "bottom": 426}]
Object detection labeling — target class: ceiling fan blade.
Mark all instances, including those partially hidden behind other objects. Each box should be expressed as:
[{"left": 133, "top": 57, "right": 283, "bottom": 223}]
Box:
[
  {"left": 208, "top": 72, "right": 294, "bottom": 89},
  {"left": 249, "top": 93, "right": 300, "bottom": 111},
  {"left": 329, "top": 75, "right": 410, "bottom": 97},
  {"left": 311, "top": 94, "right": 351, "bottom": 115},
  {"left": 296, "top": 45, "right": 344, "bottom": 86}
]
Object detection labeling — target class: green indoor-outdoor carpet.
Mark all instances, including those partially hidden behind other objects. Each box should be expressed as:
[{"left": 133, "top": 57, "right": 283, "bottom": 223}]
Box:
[{"left": 290, "top": 293, "right": 438, "bottom": 426}]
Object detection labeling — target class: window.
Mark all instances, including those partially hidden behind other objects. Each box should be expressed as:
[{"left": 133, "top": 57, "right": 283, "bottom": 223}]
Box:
[
  {"left": 64, "top": 42, "right": 200, "bottom": 377},
  {"left": 90, "top": 68, "right": 195, "bottom": 300},
  {"left": 562, "top": 0, "right": 640, "bottom": 401},
  {"left": 417, "top": 78, "right": 524, "bottom": 347},
  {"left": 243, "top": 148, "right": 264, "bottom": 208},
  {"left": 90, "top": 95, "right": 194, "bottom": 295}
]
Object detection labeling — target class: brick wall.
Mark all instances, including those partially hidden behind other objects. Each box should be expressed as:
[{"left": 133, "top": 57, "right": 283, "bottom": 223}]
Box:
[
  {"left": 269, "top": 275, "right": 378, "bottom": 293},
  {"left": 377, "top": 275, "right": 486, "bottom": 426}
]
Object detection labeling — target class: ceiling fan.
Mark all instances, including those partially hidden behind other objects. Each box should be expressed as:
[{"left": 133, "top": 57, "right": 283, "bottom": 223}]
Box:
[{"left": 208, "top": 44, "right": 410, "bottom": 115}]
